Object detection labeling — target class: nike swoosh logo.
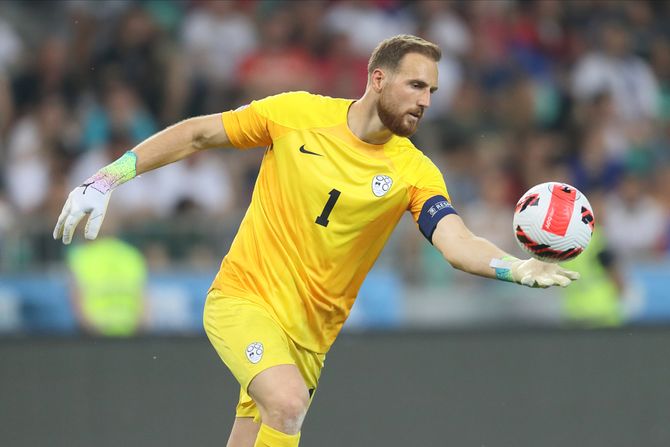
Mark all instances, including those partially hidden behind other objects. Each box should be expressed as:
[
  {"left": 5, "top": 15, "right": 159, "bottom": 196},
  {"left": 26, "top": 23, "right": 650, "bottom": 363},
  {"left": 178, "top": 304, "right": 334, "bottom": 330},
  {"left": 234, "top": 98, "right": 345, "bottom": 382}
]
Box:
[{"left": 299, "top": 145, "right": 322, "bottom": 156}]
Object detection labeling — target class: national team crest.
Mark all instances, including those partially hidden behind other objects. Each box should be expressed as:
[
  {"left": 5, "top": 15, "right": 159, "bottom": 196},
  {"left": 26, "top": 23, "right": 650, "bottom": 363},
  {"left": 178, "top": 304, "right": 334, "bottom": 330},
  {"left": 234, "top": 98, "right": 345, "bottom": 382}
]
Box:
[
  {"left": 372, "top": 175, "right": 393, "bottom": 197},
  {"left": 246, "top": 342, "right": 264, "bottom": 364}
]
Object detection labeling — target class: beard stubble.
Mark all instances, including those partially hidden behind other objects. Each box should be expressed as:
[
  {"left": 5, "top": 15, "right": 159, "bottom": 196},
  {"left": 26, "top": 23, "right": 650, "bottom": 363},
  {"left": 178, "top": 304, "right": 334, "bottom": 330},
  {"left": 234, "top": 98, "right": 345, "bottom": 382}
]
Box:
[{"left": 377, "top": 91, "right": 420, "bottom": 137}]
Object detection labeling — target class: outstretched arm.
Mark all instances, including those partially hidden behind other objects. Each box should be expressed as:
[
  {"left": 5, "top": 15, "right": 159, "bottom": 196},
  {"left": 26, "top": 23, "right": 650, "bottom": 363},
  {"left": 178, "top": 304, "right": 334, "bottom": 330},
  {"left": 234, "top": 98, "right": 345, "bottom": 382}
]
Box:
[
  {"left": 431, "top": 214, "right": 579, "bottom": 288},
  {"left": 133, "top": 113, "right": 232, "bottom": 174},
  {"left": 53, "top": 114, "right": 230, "bottom": 244}
]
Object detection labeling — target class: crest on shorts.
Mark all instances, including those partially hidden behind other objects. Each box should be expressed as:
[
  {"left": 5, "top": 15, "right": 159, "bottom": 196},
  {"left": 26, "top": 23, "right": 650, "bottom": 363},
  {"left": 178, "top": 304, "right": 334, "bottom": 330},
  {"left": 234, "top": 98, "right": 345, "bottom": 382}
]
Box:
[
  {"left": 246, "top": 342, "right": 264, "bottom": 364},
  {"left": 372, "top": 175, "right": 393, "bottom": 197}
]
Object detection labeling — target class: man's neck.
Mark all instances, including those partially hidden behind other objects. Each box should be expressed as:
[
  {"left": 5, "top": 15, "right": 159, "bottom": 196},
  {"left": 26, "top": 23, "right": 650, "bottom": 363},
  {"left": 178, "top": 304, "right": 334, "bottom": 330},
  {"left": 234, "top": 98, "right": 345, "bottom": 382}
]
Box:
[{"left": 347, "top": 92, "right": 393, "bottom": 145}]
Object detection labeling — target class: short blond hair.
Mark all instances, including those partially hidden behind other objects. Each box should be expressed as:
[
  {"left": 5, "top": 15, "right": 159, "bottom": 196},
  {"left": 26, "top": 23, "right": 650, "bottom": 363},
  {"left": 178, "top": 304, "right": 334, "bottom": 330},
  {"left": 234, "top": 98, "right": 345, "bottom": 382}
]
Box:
[{"left": 368, "top": 34, "right": 441, "bottom": 75}]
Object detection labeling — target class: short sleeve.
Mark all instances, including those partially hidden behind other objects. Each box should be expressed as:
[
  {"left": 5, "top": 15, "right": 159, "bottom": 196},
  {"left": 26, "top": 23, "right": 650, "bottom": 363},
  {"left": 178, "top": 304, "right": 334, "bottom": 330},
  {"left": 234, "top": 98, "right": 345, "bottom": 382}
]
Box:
[
  {"left": 221, "top": 102, "right": 273, "bottom": 149},
  {"left": 407, "top": 155, "right": 451, "bottom": 221},
  {"left": 221, "top": 92, "right": 321, "bottom": 149},
  {"left": 406, "top": 155, "right": 457, "bottom": 243}
]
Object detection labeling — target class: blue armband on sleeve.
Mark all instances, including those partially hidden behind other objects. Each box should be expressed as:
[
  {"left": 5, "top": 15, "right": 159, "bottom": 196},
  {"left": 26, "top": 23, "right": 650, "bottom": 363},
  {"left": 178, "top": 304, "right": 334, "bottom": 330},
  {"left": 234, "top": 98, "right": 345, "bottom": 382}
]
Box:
[{"left": 418, "top": 195, "right": 458, "bottom": 244}]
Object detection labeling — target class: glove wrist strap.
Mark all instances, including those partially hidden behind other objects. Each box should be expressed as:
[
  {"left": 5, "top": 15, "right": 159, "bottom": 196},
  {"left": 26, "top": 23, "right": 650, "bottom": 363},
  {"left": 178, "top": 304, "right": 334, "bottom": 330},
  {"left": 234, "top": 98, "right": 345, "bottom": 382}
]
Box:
[
  {"left": 490, "top": 255, "right": 519, "bottom": 283},
  {"left": 82, "top": 151, "right": 137, "bottom": 194}
]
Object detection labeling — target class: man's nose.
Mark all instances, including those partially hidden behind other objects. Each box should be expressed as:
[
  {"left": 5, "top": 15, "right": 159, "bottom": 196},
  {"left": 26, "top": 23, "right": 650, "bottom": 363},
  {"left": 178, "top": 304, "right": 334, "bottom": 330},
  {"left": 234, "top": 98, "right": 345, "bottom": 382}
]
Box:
[{"left": 418, "top": 90, "right": 431, "bottom": 108}]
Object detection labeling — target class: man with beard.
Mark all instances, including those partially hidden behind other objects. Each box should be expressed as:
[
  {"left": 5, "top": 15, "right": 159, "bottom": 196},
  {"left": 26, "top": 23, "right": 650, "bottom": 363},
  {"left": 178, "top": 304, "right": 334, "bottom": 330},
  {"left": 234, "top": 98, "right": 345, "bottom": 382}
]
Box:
[{"left": 54, "top": 35, "right": 579, "bottom": 447}]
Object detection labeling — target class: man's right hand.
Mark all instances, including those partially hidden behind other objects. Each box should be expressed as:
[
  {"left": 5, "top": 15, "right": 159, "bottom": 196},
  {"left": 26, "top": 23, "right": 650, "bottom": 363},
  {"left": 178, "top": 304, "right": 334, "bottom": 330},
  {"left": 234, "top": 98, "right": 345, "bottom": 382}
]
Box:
[
  {"left": 53, "top": 183, "right": 112, "bottom": 245},
  {"left": 54, "top": 150, "right": 138, "bottom": 244}
]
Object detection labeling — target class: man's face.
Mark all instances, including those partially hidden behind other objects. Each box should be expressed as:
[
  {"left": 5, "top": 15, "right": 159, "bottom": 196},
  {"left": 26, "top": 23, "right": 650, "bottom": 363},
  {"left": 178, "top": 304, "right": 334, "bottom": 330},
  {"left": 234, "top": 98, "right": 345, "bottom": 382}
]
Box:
[{"left": 377, "top": 52, "right": 438, "bottom": 137}]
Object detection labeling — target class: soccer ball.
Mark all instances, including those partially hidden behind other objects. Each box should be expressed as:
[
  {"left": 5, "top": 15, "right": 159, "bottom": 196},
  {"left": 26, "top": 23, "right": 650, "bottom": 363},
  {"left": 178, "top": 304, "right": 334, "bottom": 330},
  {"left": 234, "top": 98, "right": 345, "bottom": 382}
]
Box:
[{"left": 512, "top": 182, "right": 595, "bottom": 262}]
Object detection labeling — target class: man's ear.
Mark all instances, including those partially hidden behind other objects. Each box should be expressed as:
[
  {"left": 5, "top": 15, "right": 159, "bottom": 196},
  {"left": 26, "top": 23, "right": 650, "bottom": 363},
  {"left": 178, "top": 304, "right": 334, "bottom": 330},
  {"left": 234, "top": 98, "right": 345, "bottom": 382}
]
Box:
[{"left": 370, "top": 68, "right": 387, "bottom": 93}]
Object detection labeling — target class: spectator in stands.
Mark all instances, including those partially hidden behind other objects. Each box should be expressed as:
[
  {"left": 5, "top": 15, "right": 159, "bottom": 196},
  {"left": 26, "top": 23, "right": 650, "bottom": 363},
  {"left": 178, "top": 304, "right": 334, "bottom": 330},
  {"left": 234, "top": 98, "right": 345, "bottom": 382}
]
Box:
[
  {"left": 150, "top": 151, "right": 235, "bottom": 219},
  {"left": 92, "top": 5, "right": 175, "bottom": 120},
  {"left": 561, "top": 190, "right": 624, "bottom": 327},
  {"left": 0, "top": 71, "right": 13, "bottom": 139},
  {"left": 4, "top": 95, "right": 73, "bottom": 216},
  {"left": 236, "top": 7, "right": 318, "bottom": 101},
  {"left": 67, "top": 230, "right": 147, "bottom": 337},
  {"left": 0, "top": 9, "right": 21, "bottom": 137},
  {"left": 604, "top": 170, "right": 666, "bottom": 261},
  {"left": 415, "top": 0, "right": 467, "bottom": 120},
  {"left": 0, "top": 13, "right": 22, "bottom": 73},
  {"left": 650, "top": 36, "right": 670, "bottom": 122},
  {"left": 461, "top": 168, "right": 519, "bottom": 257},
  {"left": 80, "top": 78, "right": 157, "bottom": 151},
  {"left": 572, "top": 18, "right": 660, "bottom": 123},
  {"left": 317, "top": 32, "right": 369, "bottom": 99},
  {"left": 180, "top": 0, "right": 257, "bottom": 112},
  {"left": 11, "top": 35, "right": 79, "bottom": 115},
  {"left": 568, "top": 118, "right": 625, "bottom": 193},
  {"left": 324, "top": 0, "right": 416, "bottom": 58}
]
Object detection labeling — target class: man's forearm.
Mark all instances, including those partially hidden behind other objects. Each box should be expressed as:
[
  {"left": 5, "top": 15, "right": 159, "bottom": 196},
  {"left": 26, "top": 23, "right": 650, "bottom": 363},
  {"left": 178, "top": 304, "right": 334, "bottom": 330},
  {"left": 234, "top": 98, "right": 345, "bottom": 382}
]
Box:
[
  {"left": 75, "top": 119, "right": 204, "bottom": 195},
  {"left": 435, "top": 232, "right": 510, "bottom": 280},
  {"left": 54, "top": 114, "right": 231, "bottom": 244},
  {"left": 431, "top": 216, "right": 579, "bottom": 288},
  {"left": 431, "top": 215, "right": 510, "bottom": 280},
  {"left": 133, "top": 118, "right": 206, "bottom": 175}
]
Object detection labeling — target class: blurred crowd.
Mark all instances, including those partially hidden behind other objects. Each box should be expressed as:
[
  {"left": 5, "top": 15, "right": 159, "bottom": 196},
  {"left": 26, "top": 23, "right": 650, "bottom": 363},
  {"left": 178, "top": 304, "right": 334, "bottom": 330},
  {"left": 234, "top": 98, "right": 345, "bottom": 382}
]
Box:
[{"left": 1, "top": 0, "right": 669, "bottom": 278}]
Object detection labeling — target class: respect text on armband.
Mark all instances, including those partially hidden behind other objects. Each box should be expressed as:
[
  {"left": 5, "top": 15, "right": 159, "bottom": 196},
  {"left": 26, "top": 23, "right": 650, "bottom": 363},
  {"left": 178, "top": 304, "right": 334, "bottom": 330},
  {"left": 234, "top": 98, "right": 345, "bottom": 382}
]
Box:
[{"left": 428, "top": 201, "right": 453, "bottom": 218}]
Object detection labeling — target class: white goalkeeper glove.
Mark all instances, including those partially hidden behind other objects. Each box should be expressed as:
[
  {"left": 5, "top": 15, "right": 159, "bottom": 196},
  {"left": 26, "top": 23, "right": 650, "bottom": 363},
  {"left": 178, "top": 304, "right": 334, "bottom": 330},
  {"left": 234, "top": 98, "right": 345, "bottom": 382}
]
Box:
[
  {"left": 53, "top": 183, "right": 112, "bottom": 244},
  {"left": 491, "top": 256, "right": 580, "bottom": 288},
  {"left": 53, "top": 151, "right": 137, "bottom": 245}
]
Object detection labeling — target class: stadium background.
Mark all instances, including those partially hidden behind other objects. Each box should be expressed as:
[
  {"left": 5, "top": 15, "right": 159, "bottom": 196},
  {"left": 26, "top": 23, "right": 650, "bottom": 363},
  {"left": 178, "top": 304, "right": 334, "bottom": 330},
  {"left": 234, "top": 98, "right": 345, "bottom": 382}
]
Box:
[{"left": 1, "top": 0, "right": 670, "bottom": 445}]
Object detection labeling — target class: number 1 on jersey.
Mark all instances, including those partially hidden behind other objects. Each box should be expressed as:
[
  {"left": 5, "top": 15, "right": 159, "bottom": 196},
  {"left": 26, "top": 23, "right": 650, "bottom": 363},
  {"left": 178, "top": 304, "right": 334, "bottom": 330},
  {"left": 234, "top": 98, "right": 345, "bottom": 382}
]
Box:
[{"left": 315, "top": 189, "right": 341, "bottom": 227}]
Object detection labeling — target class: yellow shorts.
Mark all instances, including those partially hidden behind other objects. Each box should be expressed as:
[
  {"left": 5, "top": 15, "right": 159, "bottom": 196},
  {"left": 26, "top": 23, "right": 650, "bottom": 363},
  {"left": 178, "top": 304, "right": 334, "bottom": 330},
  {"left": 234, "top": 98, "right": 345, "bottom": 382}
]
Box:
[{"left": 203, "top": 289, "right": 325, "bottom": 420}]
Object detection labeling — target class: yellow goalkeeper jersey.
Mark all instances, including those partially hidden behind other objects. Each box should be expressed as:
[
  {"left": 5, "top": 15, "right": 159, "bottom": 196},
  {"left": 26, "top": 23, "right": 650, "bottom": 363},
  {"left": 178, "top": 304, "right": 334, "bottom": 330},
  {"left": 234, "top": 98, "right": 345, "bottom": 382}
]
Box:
[{"left": 211, "top": 91, "right": 454, "bottom": 353}]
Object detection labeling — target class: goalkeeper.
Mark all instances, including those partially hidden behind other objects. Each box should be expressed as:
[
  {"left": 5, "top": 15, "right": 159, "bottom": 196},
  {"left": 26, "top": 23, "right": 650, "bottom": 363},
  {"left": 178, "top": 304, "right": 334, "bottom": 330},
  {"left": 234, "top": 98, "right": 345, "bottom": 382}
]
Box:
[{"left": 54, "top": 35, "right": 578, "bottom": 447}]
